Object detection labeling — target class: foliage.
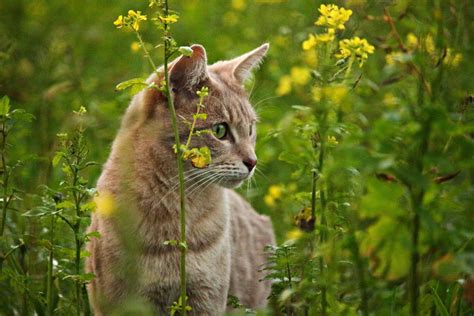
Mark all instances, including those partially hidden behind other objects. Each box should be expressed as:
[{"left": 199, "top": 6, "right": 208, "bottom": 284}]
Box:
[{"left": 0, "top": 0, "right": 473, "bottom": 315}]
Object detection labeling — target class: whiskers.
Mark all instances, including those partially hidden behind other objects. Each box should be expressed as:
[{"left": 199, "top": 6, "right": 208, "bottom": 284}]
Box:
[
  {"left": 244, "top": 164, "right": 267, "bottom": 197},
  {"left": 156, "top": 166, "right": 226, "bottom": 207}
]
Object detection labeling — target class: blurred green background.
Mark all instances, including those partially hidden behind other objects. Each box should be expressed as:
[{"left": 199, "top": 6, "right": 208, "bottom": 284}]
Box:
[{"left": 1, "top": 0, "right": 473, "bottom": 314}]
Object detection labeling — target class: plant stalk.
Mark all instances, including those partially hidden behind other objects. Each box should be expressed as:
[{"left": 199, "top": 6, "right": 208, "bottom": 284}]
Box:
[
  {"left": 0, "top": 122, "right": 9, "bottom": 238},
  {"left": 162, "top": 1, "right": 187, "bottom": 314},
  {"left": 47, "top": 214, "right": 55, "bottom": 316}
]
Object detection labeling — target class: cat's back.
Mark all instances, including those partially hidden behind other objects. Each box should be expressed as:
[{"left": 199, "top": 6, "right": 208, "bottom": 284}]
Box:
[{"left": 226, "top": 189, "right": 275, "bottom": 309}]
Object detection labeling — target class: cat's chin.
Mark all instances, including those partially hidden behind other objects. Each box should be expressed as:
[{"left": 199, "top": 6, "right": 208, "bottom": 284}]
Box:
[{"left": 219, "top": 178, "right": 246, "bottom": 189}]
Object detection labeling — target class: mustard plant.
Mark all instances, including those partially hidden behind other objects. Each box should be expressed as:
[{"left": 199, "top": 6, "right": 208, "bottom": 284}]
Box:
[
  {"left": 113, "top": 1, "right": 211, "bottom": 313},
  {"left": 0, "top": 96, "right": 33, "bottom": 315},
  {"left": 269, "top": 3, "right": 374, "bottom": 315},
  {"left": 50, "top": 107, "right": 97, "bottom": 315}
]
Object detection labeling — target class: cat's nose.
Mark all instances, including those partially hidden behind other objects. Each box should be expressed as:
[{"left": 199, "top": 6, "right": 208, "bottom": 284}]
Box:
[{"left": 243, "top": 158, "right": 257, "bottom": 172}]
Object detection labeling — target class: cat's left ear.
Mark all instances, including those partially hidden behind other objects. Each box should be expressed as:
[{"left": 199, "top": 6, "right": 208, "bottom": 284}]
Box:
[
  {"left": 228, "top": 43, "right": 269, "bottom": 84},
  {"left": 169, "top": 44, "right": 208, "bottom": 91}
]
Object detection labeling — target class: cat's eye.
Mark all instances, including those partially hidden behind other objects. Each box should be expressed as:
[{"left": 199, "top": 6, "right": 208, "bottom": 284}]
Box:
[
  {"left": 249, "top": 124, "right": 254, "bottom": 136},
  {"left": 212, "top": 123, "right": 228, "bottom": 139}
]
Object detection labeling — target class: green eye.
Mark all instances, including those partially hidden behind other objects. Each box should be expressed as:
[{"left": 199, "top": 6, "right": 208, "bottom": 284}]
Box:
[{"left": 212, "top": 123, "right": 227, "bottom": 139}]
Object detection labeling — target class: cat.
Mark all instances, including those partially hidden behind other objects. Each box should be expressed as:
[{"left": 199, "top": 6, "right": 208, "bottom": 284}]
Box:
[{"left": 85, "top": 43, "right": 275, "bottom": 315}]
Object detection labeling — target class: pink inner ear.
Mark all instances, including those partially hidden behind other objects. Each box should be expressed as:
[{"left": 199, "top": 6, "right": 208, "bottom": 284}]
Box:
[
  {"left": 232, "top": 43, "right": 269, "bottom": 83},
  {"left": 170, "top": 44, "right": 209, "bottom": 90}
]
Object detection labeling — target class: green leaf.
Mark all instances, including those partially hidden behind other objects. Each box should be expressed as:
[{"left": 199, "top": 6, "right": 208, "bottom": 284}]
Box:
[
  {"left": 431, "top": 285, "right": 449, "bottom": 316},
  {"left": 193, "top": 113, "right": 207, "bottom": 120},
  {"left": 178, "top": 46, "right": 193, "bottom": 57},
  {"left": 115, "top": 78, "right": 147, "bottom": 91},
  {"left": 84, "top": 231, "right": 101, "bottom": 242},
  {"left": 179, "top": 241, "right": 188, "bottom": 250},
  {"left": 163, "top": 239, "right": 178, "bottom": 246},
  {"left": 52, "top": 152, "right": 63, "bottom": 166},
  {"left": 0, "top": 95, "right": 10, "bottom": 116},
  {"left": 56, "top": 200, "right": 75, "bottom": 209}
]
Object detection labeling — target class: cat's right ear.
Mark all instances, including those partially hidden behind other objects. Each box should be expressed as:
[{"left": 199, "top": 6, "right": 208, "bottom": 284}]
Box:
[{"left": 169, "top": 44, "right": 208, "bottom": 92}]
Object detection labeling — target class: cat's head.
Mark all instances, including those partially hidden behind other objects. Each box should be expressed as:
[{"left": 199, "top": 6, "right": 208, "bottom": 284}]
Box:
[{"left": 126, "top": 43, "right": 268, "bottom": 189}]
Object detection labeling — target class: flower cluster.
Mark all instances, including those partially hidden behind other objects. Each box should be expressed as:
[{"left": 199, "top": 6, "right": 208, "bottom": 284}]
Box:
[
  {"left": 276, "top": 66, "right": 311, "bottom": 96},
  {"left": 302, "top": 29, "right": 335, "bottom": 50},
  {"left": 385, "top": 33, "right": 462, "bottom": 68},
  {"left": 315, "top": 4, "right": 353, "bottom": 30},
  {"left": 114, "top": 10, "right": 147, "bottom": 31},
  {"left": 303, "top": 4, "right": 352, "bottom": 51},
  {"left": 264, "top": 185, "right": 284, "bottom": 207},
  {"left": 335, "top": 36, "right": 375, "bottom": 67}
]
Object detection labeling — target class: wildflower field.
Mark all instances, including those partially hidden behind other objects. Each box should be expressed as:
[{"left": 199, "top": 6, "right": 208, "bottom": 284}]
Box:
[{"left": 1, "top": 0, "right": 473, "bottom": 315}]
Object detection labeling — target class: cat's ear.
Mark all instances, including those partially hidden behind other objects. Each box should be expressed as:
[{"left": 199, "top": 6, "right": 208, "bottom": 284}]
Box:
[
  {"left": 169, "top": 44, "right": 208, "bottom": 91},
  {"left": 229, "top": 43, "right": 269, "bottom": 84}
]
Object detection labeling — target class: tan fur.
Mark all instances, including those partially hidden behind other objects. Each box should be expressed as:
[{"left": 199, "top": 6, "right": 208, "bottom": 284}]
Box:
[{"left": 85, "top": 44, "right": 275, "bottom": 315}]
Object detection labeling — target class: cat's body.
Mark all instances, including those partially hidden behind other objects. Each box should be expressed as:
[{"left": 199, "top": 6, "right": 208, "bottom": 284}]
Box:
[{"left": 86, "top": 44, "right": 275, "bottom": 315}]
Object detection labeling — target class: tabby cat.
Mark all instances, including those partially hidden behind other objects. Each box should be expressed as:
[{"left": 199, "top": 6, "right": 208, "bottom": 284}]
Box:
[{"left": 86, "top": 43, "right": 275, "bottom": 315}]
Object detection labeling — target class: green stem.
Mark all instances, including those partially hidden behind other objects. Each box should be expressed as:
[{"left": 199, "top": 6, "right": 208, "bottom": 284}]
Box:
[
  {"left": 162, "top": 1, "right": 187, "bottom": 314},
  {"left": 185, "top": 104, "right": 201, "bottom": 148},
  {"left": 342, "top": 56, "right": 355, "bottom": 84},
  {"left": 47, "top": 215, "right": 55, "bottom": 316},
  {"left": 310, "top": 170, "right": 318, "bottom": 222},
  {"left": 75, "top": 233, "right": 82, "bottom": 316},
  {"left": 0, "top": 122, "right": 9, "bottom": 238},
  {"left": 409, "top": 204, "right": 419, "bottom": 316},
  {"left": 348, "top": 231, "right": 369, "bottom": 316},
  {"left": 135, "top": 31, "right": 158, "bottom": 71},
  {"left": 318, "top": 138, "right": 327, "bottom": 316}
]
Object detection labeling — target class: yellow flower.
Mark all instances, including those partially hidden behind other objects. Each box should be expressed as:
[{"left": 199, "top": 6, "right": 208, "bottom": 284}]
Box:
[
  {"left": 130, "top": 41, "right": 141, "bottom": 53},
  {"left": 148, "top": 0, "right": 160, "bottom": 7},
  {"left": 264, "top": 185, "right": 284, "bottom": 207},
  {"left": 232, "top": 0, "right": 246, "bottom": 11},
  {"left": 113, "top": 15, "right": 125, "bottom": 28},
  {"left": 311, "top": 86, "right": 322, "bottom": 102},
  {"left": 425, "top": 35, "right": 435, "bottom": 55},
  {"left": 444, "top": 49, "right": 462, "bottom": 67},
  {"left": 315, "top": 28, "right": 336, "bottom": 42},
  {"left": 327, "top": 135, "right": 339, "bottom": 145},
  {"left": 383, "top": 93, "right": 399, "bottom": 108},
  {"left": 406, "top": 33, "right": 418, "bottom": 50},
  {"left": 311, "top": 85, "right": 347, "bottom": 104},
  {"left": 303, "top": 50, "right": 318, "bottom": 67},
  {"left": 327, "top": 85, "right": 348, "bottom": 104},
  {"left": 94, "top": 191, "right": 116, "bottom": 217},
  {"left": 191, "top": 155, "right": 207, "bottom": 169},
  {"left": 385, "top": 51, "right": 403, "bottom": 65},
  {"left": 290, "top": 67, "right": 311, "bottom": 86},
  {"left": 264, "top": 195, "right": 275, "bottom": 207},
  {"left": 128, "top": 10, "right": 147, "bottom": 31},
  {"left": 315, "top": 4, "right": 352, "bottom": 30},
  {"left": 336, "top": 36, "right": 374, "bottom": 67},
  {"left": 302, "top": 34, "right": 317, "bottom": 51},
  {"left": 159, "top": 14, "right": 179, "bottom": 24},
  {"left": 276, "top": 75, "right": 292, "bottom": 96},
  {"left": 114, "top": 10, "right": 147, "bottom": 31},
  {"left": 286, "top": 229, "right": 303, "bottom": 241},
  {"left": 268, "top": 185, "right": 283, "bottom": 199},
  {"left": 302, "top": 29, "right": 335, "bottom": 50}
]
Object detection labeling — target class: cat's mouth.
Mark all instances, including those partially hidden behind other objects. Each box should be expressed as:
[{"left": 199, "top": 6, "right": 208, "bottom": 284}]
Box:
[
  {"left": 215, "top": 169, "right": 254, "bottom": 189},
  {"left": 185, "top": 164, "right": 252, "bottom": 191}
]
